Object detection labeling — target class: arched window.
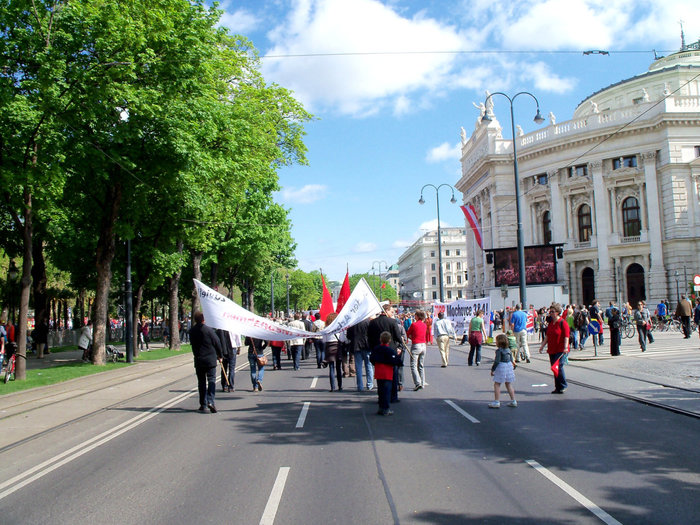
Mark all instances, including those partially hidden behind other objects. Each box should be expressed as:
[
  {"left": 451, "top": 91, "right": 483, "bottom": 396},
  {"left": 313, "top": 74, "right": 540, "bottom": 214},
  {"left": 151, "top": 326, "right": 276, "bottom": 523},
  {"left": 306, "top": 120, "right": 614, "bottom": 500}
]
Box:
[
  {"left": 622, "top": 197, "right": 641, "bottom": 237},
  {"left": 542, "top": 211, "right": 552, "bottom": 244},
  {"left": 577, "top": 204, "right": 592, "bottom": 242}
]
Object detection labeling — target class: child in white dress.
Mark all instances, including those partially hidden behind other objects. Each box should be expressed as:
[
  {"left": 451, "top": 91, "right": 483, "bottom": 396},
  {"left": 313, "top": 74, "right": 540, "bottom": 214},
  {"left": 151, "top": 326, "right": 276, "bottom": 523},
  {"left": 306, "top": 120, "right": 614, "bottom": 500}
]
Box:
[{"left": 489, "top": 334, "right": 517, "bottom": 408}]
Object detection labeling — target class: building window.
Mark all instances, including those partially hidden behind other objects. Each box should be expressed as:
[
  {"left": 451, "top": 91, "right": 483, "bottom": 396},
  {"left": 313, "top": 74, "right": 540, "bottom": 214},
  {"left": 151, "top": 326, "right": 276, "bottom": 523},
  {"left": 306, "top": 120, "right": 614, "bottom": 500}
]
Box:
[
  {"left": 535, "top": 173, "right": 548, "bottom": 185},
  {"left": 447, "top": 291, "right": 452, "bottom": 299},
  {"left": 613, "top": 156, "right": 637, "bottom": 169},
  {"left": 622, "top": 197, "right": 641, "bottom": 237},
  {"left": 695, "top": 146, "right": 700, "bottom": 158},
  {"left": 445, "top": 250, "right": 450, "bottom": 256},
  {"left": 431, "top": 263, "right": 436, "bottom": 271},
  {"left": 458, "top": 290, "right": 463, "bottom": 298},
  {"left": 457, "top": 275, "right": 462, "bottom": 284},
  {"left": 446, "top": 276, "right": 452, "bottom": 285},
  {"left": 446, "top": 263, "right": 451, "bottom": 270},
  {"left": 430, "top": 251, "right": 435, "bottom": 257},
  {"left": 431, "top": 276, "right": 437, "bottom": 286},
  {"left": 456, "top": 249, "right": 461, "bottom": 256},
  {"left": 432, "top": 291, "right": 437, "bottom": 300},
  {"left": 542, "top": 210, "right": 552, "bottom": 244},
  {"left": 568, "top": 164, "right": 588, "bottom": 177},
  {"left": 456, "top": 262, "right": 461, "bottom": 270},
  {"left": 578, "top": 204, "right": 592, "bottom": 242}
]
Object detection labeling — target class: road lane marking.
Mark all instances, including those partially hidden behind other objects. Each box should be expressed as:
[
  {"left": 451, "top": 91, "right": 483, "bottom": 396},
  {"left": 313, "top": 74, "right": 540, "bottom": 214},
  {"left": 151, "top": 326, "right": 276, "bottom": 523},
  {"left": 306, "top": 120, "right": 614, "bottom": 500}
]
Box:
[
  {"left": 526, "top": 460, "right": 622, "bottom": 525},
  {"left": 295, "top": 402, "right": 310, "bottom": 428},
  {"left": 0, "top": 388, "right": 196, "bottom": 502},
  {"left": 260, "top": 466, "right": 290, "bottom": 525},
  {"left": 310, "top": 376, "right": 318, "bottom": 389},
  {"left": 445, "top": 400, "right": 480, "bottom": 423}
]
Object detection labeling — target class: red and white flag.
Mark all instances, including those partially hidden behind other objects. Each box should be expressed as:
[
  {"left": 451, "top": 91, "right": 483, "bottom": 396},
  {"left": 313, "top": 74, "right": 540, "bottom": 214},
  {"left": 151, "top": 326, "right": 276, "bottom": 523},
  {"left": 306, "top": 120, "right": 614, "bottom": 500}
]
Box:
[{"left": 460, "top": 204, "right": 483, "bottom": 250}]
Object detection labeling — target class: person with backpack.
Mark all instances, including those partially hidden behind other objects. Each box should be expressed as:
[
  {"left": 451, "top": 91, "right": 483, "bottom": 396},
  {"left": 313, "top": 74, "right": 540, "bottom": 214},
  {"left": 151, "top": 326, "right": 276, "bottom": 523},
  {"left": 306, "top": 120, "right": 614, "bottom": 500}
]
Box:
[{"left": 574, "top": 306, "right": 589, "bottom": 350}]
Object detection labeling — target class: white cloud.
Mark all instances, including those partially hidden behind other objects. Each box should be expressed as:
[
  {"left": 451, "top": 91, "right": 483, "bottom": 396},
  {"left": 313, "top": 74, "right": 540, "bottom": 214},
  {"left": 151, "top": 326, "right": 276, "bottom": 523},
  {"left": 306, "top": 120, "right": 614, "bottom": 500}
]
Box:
[
  {"left": 418, "top": 219, "right": 451, "bottom": 232},
  {"left": 354, "top": 242, "right": 377, "bottom": 253},
  {"left": 525, "top": 62, "right": 576, "bottom": 94},
  {"left": 217, "top": 4, "right": 259, "bottom": 33},
  {"left": 426, "top": 141, "right": 461, "bottom": 163},
  {"left": 261, "top": 0, "right": 469, "bottom": 116},
  {"left": 281, "top": 184, "right": 328, "bottom": 204}
]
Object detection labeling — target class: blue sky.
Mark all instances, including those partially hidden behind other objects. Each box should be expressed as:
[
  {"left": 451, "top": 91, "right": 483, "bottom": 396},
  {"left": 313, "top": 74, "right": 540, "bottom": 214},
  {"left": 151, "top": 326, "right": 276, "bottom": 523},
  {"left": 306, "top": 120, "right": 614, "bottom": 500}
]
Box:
[{"left": 216, "top": 0, "right": 699, "bottom": 282}]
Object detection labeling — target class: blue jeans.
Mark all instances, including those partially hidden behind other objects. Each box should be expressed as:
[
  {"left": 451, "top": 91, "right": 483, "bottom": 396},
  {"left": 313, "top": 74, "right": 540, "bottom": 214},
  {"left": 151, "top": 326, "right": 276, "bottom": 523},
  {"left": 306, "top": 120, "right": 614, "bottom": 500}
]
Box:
[
  {"left": 314, "top": 340, "right": 325, "bottom": 367},
  {"left": 329, "top": 359, "right": 343, "bottom": 391},
  {"left": 248, "top": 353, "right": 265, "bottom": 387},
  {"left": 569, "top": 328, "right": 578, "bottom": 349},
  {"left": 195, "top": 365, "right": 216, "bottom": 407},
  {"left": 354, "top": 350, "right": 374, "bottom": 390},
  {"left": 579, "top": 328, "right": 589, "bottom": 348},
  {"left": 377, "top": 379, "right": 392, "bottom": 410},
  {"left": 290, "top": 345, "right": 303, "bottom": 370},
  {"left": 271, "top": 346, "right": 282, "bottom": 368},
  {"left": 549, "top": 352, "right": 568, "bottom": 391},
  {"left": 468, "top": 344, "right": 481, "bottom": 365}
]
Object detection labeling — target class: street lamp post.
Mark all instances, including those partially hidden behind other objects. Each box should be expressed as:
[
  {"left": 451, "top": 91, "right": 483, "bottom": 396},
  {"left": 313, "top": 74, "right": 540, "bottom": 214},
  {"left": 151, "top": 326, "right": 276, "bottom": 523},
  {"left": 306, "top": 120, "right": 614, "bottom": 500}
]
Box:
[
  {"left": 372, "top": 261, "right": 388, "bottom": 301},
  {"left": 286, "top": 272, "right": 290, "bottom": 317},
  {"left": 675, "top": 270, "right": 680, "bottom": 303},
  {"left": 481, "top": 92, "right": 545, "bottom": 309},
  {"left": 419, "top": 185, "right": 457, "bottom": 303}
]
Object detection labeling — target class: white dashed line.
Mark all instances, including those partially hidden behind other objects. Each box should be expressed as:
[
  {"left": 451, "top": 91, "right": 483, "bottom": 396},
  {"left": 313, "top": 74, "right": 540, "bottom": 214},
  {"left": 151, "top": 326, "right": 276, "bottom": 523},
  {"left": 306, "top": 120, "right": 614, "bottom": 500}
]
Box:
[
  {"left": 259, "top": 466, "right": 290, "bottom": 525},
  {"left": 444, "top": 399, "right": 480, "bottom": 423},
  {"left": 295, "top": 402, "right": 310, "bottom": 428}
]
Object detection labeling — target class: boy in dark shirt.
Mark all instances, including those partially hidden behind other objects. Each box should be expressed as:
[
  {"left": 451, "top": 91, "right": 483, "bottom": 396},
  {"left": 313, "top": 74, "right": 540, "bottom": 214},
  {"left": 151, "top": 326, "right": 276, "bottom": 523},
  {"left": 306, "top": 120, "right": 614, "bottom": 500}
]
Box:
[{"left": 370, "top": 331, "right": 402, "bottom": 416}]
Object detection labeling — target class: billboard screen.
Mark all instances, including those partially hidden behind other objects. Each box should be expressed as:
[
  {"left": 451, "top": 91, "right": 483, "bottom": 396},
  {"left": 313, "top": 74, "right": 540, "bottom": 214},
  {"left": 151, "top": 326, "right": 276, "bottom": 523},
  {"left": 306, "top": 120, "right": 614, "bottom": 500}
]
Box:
[{"left": 493, "top": 245, "right": 557, "bottom": 286}]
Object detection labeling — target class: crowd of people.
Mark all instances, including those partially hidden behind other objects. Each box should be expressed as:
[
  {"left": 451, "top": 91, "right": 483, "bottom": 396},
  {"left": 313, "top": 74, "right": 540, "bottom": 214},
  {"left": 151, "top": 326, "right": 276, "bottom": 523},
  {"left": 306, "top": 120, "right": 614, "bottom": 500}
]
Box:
[{"left": 188, "top": 294, "right": 700, "bottom": 416}]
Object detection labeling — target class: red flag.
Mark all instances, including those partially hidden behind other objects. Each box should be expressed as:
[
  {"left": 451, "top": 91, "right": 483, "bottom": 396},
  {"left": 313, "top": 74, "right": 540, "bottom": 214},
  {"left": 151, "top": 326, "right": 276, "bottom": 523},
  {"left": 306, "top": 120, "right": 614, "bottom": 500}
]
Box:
[
  {"left": 381, "top": 283, "right": 386, "bottom": 289},
  {"left": 550, "top": 359, "right": 560, "bottom": 378},
  {"left": 319, "top": 274, "right": 334, "bottom": 322},
  {"left": 336, "top": 271, "right": 351, "bottom": 313}
]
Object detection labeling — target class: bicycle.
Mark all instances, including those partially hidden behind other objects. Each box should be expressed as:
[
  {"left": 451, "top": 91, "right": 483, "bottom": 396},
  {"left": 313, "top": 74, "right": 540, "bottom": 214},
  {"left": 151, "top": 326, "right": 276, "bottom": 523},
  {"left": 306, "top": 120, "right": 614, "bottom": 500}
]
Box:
[{"left": 3, "top": 342, "right": 17, "bottom": 383}]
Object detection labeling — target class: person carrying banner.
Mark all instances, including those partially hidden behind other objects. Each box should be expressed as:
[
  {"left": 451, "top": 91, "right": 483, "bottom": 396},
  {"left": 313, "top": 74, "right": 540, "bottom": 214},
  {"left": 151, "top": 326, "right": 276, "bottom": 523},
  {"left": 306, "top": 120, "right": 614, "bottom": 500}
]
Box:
[
  {"left": 217, "top": 328, "right": 239, "bottom": 392},
  {"left": 190, "top": 312, "right": 223, "bottom": 412},
  {"left": 538, "top": 303, "right": 569, "bottom": 394},
  {"left": 287, "top": 313, "right": 306, "bottom": 370}
]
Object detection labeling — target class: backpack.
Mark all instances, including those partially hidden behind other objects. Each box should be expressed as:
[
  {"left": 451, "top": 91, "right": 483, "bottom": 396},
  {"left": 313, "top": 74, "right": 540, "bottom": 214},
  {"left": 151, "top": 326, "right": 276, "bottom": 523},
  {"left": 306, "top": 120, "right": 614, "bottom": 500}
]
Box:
[{"left": 574, "top": 310, "right": 588, "bottom": 329}]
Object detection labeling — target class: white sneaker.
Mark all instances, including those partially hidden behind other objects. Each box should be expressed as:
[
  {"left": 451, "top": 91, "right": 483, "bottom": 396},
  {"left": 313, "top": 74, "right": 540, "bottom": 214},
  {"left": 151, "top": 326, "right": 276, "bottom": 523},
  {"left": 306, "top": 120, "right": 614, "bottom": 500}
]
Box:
[
  {"left": 508, "top": 400, "right": 518, "bottom": 407},
  {"left": 488, "top": 401, "right": 500, "bottom": 409}
]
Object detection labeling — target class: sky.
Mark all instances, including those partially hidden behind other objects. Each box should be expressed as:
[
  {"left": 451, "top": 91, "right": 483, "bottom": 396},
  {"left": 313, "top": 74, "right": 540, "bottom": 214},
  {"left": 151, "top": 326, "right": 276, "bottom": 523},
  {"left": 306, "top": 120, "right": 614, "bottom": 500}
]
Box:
[{"left": 215, "top": 0, "right": 700, "bottom": 283}]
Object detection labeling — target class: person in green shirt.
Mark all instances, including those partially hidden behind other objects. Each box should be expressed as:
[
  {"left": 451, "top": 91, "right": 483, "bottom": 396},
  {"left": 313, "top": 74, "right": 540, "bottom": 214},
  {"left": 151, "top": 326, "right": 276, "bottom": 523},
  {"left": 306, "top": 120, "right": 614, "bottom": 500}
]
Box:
[{"left": 468, "top": 310, "right": 488, "bottom": 366}]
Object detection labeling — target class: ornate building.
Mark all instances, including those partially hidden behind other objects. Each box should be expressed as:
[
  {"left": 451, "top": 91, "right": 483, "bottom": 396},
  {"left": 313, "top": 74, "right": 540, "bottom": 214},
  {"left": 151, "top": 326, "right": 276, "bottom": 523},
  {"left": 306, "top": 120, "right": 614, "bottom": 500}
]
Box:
[
  {"left": 457, "top": 40, "right": 700, "bottom": 308},
  {"left": 397, "top": 228, "right": 468, "bottom": 308}
]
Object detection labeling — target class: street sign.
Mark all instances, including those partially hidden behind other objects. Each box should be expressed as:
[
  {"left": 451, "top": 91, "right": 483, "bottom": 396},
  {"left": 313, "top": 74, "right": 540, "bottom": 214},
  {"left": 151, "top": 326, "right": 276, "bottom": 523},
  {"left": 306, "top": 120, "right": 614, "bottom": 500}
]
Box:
[
  {"left": 694, "top": 274, "right": 700, "bottom": 286},
  {"left": 501, "top": 284, "right": 508, "bottom": 298}
]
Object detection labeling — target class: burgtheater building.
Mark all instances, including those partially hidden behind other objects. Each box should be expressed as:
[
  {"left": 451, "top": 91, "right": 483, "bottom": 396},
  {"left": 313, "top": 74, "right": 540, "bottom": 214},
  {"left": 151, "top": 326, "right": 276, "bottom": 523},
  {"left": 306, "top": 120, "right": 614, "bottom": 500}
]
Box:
[{"left": 457, "top": 39, "right": 700, "bottom": 308}]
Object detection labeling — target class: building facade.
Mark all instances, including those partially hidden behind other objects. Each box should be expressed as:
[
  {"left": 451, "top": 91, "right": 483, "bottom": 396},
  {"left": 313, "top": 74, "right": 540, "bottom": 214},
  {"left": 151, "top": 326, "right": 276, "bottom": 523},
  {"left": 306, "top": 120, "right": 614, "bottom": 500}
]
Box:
[
  {"left": 457, "top": 40, "right": 700, "bottom": 308},
  {"left": 397, "top": 227, "right": 468, "bottom": 308}
]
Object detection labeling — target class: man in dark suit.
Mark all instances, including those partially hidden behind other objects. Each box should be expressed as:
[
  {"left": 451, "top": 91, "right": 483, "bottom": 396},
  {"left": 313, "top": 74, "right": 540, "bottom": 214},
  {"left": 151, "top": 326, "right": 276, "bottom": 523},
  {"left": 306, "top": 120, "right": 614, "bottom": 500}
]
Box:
[
  {"left": 190, "top": 311, "right": 223, "bottom": 413},
  {"left": 368, "top": 304, "right": 404, "bottom": 402},
  {"left": 217, "top": 328, "right": 239, "bottom": 392}
]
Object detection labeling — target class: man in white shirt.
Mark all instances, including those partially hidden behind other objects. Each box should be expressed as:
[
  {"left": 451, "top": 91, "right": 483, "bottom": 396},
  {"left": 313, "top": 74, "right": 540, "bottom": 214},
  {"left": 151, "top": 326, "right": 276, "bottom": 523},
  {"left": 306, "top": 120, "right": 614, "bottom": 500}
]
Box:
[
  {"left": 433, "top": 312, "right": 456, "bottom": 367},
  {"left": 287, "top": 313, "right": 306, "bottom": 370}
]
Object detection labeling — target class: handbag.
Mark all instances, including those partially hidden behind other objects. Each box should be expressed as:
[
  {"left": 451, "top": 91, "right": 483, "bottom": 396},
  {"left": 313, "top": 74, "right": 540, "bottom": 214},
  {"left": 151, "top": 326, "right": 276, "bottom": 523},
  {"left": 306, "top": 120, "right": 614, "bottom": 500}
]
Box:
[
  {"left": 256, "top": 354, "right": 268, "bottom": 366},
  {"left": 645, "top": 321, "right": 652, "bottom": 331}
]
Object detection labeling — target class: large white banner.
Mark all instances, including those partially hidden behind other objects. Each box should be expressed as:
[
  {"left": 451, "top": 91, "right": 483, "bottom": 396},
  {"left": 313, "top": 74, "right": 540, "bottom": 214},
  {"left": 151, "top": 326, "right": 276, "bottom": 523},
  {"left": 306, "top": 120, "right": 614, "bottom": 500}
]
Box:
[
  {"left": 193, "top": 278, "right": 383, "bottom": 340},
  {"left": 433, "top": 297, "right": 491, "bottom": 336}
]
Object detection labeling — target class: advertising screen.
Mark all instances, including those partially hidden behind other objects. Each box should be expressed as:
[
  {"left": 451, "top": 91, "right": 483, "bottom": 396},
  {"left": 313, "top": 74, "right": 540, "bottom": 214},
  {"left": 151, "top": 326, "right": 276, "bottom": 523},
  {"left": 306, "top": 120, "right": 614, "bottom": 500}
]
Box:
[{"left": 493, "top": 245, "right": 557, "bottom": 286}]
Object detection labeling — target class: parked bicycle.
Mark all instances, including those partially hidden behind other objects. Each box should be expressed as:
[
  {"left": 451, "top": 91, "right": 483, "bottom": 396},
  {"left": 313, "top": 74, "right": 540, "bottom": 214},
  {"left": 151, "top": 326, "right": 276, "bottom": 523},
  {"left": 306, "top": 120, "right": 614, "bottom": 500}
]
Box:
[{"left": 3, "top": 342, "right": 18, "bottom": 383}]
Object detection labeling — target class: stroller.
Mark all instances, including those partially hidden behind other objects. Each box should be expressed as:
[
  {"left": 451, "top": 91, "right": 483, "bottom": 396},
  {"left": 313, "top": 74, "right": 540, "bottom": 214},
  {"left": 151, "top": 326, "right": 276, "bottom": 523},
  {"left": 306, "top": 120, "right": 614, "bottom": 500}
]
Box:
[{"left": 105, "top": 345, "right": 125, "bottom": 362}]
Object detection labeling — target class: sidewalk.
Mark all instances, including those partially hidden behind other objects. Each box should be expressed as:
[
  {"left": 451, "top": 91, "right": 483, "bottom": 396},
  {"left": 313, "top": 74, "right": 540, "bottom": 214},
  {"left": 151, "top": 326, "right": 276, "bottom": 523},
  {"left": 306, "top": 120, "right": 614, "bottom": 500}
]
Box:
[{"left": 461, "top": 328, "right": 700, "bottom": 416}]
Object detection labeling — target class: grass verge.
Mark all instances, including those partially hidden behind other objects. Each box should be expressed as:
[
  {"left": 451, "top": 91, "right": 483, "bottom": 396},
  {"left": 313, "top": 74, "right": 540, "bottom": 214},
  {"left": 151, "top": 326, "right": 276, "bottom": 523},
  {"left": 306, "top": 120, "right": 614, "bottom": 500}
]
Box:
[{"left": 0, "top": 345, "right": 192, "bottom": 395}]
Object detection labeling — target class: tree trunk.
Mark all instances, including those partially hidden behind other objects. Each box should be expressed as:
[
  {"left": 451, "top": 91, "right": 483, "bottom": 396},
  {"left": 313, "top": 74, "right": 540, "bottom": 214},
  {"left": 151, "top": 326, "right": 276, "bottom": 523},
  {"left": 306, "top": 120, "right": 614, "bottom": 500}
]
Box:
[
  {"left": 246, "top": 281, "right": 255, "bottom": 313},
  {"left": 191, "top": 251, "right": 203, "bottom": 315},
  {"left": 168, "top": 240, "right": 183, "bottom": 350},
  {"left": 15, "top": 188, "right": 33, "bottom": 381},
  {"left": 92, "top": 181, "right": 122, "bottom": 365},
  {"left": 210, "top": 261, "right": 218, "bottom": 289}
]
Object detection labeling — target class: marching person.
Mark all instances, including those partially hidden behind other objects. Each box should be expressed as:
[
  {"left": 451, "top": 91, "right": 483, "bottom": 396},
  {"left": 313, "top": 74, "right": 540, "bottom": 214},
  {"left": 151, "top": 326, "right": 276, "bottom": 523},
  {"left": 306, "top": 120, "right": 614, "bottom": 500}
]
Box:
[
  {"left": 287, "top": 313, "right": 306, "bottom": 370},
  {"left": 467, "top": 310, "right": 487, "bottom": 366},
  {"left": 370, "top": 331, "right": 402, "bottom": 416},
  {"left": 539, "top": 303, "right": 569, "bottom": 394},
  {"left": 676, "top": 294, "right": 693, "bottom": 339},
  {"left": 189, "top": 312, "right": 223, "bottom": 413},
  {"left": 246, "top": 336, "right": 267, "bottom": 392},
  {"left": 368, "top": 304, "right": 404, "bottom": 403},
  {"left": 406, "top": 310, "right": 429, "bottom": 390},
  {"left": 217, "top": 328, "right": 240, "bottom": 392},
  {"left": 633, "top": 301, "right": 653, "bottom": 352},
  {"left": 433, "top": 311, "right": 456, "bottom": 367}
]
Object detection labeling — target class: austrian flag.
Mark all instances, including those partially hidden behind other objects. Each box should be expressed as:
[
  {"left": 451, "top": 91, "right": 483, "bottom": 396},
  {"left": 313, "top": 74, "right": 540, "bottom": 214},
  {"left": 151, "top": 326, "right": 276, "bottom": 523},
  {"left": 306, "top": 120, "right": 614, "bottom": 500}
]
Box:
[{"left": 460, "top": 204, "right": 483, "bottom": 250}]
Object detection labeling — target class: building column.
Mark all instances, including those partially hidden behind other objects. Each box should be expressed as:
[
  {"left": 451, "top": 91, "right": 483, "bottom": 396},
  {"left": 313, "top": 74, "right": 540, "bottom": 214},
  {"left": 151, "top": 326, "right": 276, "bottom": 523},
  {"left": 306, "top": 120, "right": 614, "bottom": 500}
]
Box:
[
  {"left": 549, "top": 172, "right": 565, "bottom": 244},
  {"left": 590, "top": 160, "right": 614, "bottom": 302},
  {"left": 638, "top": 182, "right": 648, "bottom": 231},
  {"left": 642, "top": 151, "right": 667, "bottom": 302},
  {"left": 609, "top": 187, "right": 618, "bottom": 235}
]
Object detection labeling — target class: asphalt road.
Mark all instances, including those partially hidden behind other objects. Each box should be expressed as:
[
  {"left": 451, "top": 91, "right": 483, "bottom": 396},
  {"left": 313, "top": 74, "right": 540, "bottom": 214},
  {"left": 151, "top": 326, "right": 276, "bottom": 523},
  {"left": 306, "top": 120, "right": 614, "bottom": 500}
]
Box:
[{"left": 1, "top": 342, "right": 699, "bottom": 524}]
